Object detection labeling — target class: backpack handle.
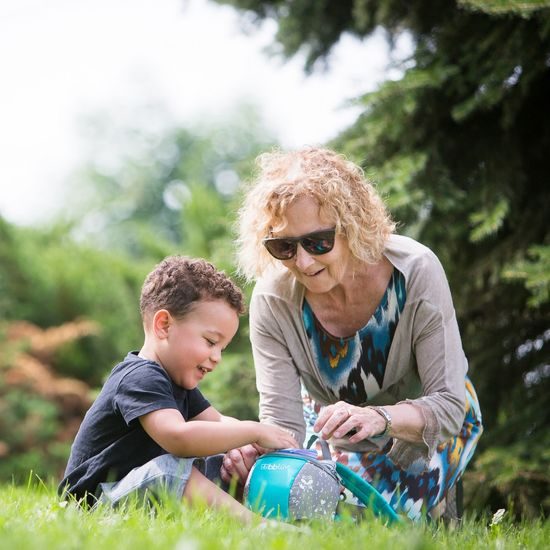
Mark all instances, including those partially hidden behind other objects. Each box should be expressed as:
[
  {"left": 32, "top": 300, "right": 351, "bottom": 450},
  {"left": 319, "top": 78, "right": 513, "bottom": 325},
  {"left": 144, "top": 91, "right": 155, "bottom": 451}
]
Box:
[
  {"left": 306, "top": 434, "right": 400, "bottom": 524},
  {"left": 306, "top": 434, "right": 332, "bottom": 460}
]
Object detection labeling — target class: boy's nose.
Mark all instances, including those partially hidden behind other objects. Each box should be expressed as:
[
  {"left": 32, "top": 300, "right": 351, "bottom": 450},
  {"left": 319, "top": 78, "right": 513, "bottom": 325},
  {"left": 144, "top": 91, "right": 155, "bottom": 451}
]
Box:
[{"left": 210, "top": 349, "right": 221, "bottom": 365}]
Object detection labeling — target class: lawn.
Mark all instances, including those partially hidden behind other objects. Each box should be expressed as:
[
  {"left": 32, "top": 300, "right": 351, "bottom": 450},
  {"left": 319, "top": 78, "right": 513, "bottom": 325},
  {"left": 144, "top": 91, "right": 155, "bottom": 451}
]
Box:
[{"left": 0, "top": 481, "right": 548, "bottom": 550}]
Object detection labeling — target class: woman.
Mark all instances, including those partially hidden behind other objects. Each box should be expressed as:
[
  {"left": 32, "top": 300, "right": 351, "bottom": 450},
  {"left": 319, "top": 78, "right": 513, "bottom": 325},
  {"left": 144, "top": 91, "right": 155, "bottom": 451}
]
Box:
[{"left": 223, "top": 147, "right": 483, "bottom": 521}]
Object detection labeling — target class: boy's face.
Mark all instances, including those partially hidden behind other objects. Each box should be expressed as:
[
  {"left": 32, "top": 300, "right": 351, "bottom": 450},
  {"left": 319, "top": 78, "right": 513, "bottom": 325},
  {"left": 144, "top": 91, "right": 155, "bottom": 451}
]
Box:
[{"left": 158, "top": 299, "right": 239, "bottom": 389}]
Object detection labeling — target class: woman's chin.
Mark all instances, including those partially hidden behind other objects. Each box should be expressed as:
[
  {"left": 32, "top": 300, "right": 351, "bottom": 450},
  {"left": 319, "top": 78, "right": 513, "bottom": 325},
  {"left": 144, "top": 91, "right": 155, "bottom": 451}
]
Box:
[{"left": 301, "top": 273, "right": 337, "bottom": 293}]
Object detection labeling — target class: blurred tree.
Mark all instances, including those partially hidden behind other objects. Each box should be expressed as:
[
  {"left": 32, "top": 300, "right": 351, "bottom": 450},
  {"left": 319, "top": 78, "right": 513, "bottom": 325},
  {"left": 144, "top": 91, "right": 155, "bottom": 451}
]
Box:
[
  {"left": 0, "top": 217, "right": 145, "bottom": 385},
  {"left": 0, "top": 319, "right": 96, "bottom": 482},
  {"left": 68, "top": 102, "right": 274, "bottom": 259},
  {"left": 213, "top": 0, "right": 550, "bottom": 516}
]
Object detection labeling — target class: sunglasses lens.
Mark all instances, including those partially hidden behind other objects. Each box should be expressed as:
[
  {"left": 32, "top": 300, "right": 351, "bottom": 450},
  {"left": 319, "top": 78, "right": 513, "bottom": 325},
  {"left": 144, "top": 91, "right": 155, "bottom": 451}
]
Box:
[
  {"left": 302, "top": 232, "right": 335, "bottom": 255},
  {"left": 263, "top": 229, "right": 336, "bottom": 260},
  {"left": 264, "top": 239, "right": 297, "bottom": 260}
]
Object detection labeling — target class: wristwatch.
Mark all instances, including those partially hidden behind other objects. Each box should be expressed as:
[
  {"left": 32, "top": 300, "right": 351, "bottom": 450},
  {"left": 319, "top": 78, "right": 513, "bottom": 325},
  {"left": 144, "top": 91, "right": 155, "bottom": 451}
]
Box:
[{"left": 369, "top": 406, "right": 392, "bottom": 437}]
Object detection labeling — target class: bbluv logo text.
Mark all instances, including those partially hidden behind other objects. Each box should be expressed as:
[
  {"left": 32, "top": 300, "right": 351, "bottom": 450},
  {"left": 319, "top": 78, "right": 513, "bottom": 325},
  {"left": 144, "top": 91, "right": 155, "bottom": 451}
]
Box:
[{"left": 259, "top": 463, "right": 290, "bottom": 471}]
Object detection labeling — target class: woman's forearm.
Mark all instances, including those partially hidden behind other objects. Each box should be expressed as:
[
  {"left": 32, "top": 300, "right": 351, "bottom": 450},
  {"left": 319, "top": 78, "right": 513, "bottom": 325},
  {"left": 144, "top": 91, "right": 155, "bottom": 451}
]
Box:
[{"left": 381, "top": 403, "right": 425, "bottom": 444}]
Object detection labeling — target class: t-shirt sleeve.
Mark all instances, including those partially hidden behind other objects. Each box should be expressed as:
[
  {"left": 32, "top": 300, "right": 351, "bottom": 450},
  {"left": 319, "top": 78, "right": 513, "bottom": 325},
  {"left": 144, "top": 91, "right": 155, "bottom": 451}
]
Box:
[
  {"left": 114, "top": 364, "right": 178, "bottom": 426},
  {"left": 186, "top": 387, "right": 211, "bottom": 419}
]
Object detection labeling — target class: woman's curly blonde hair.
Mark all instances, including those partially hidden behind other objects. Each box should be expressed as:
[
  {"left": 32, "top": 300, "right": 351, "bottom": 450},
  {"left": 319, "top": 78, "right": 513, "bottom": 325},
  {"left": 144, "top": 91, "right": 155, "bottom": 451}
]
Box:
[{"left": 236, "top": 147, "right": 395, "bottom": 281}]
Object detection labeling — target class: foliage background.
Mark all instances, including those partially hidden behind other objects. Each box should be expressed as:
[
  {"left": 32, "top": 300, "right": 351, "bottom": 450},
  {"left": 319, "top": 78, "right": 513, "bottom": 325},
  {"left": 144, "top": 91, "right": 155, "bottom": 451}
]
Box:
[{"left": 0, "top": 0, "right": 548, "bottom": 521}]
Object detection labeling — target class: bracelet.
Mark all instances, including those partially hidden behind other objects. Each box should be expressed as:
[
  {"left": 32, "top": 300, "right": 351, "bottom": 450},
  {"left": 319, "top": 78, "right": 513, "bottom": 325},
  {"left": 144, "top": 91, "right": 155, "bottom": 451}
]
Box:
[{"left": 369, "top": 406, "right": 392, "bottom": 437}]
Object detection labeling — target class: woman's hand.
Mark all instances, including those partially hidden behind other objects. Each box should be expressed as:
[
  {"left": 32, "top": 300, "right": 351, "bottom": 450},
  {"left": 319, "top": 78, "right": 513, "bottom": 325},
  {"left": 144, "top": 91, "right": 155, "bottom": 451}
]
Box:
[
  {"left": 313, "top": 401, "right": 386, "bottom": 444},
  {"left": 221, "top": 444, "right": 259, "bottom": 484}
]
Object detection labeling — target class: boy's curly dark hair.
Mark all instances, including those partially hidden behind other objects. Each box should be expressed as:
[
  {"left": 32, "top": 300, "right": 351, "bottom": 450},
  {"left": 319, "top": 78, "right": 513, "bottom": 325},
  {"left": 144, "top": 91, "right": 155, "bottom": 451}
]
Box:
[{"left": 140, "top": 256, "right": 245, "bottom": 322}]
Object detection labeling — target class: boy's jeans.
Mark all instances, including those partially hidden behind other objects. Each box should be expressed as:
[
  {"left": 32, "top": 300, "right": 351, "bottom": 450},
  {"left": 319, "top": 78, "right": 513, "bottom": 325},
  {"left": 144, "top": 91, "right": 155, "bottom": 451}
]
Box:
[{"left": 96, "top": 453, "right": 226, "bottom": 507}]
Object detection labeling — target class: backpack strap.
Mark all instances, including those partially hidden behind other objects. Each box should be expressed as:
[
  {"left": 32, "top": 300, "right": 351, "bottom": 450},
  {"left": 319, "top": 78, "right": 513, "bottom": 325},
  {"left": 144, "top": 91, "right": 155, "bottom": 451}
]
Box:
[
  {"left": 306, "top": 434, "right": 400, "bottom": 524},
  {"left": 335, "top": 462, "right": 400, "bottom": 524}
]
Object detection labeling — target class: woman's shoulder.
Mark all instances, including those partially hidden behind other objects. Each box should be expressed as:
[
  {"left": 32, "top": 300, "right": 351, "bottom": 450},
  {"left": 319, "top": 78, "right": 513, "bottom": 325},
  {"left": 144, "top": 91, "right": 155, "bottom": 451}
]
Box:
[
  {"left": 385, "top": 234, "right": 444, "bottom": 274},
  {"left": 385, "top": 234, "right": 452, "bottom": 303},
  {"left": 386, "top": 233, "right": 435, "bottom": 257}
]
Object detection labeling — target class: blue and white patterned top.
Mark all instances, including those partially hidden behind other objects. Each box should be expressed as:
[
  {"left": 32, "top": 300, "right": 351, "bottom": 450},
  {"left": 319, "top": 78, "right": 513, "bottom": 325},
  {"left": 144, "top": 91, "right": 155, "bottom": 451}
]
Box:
[{"left": 303, "top": 268, "right": 406, "bottom": 404}]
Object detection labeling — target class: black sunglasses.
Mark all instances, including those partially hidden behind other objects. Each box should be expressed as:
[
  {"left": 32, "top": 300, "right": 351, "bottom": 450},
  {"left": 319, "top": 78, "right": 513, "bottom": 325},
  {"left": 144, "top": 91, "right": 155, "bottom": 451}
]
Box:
[{"left": 262, "top": 228, "right": 336, "bottom": 260}]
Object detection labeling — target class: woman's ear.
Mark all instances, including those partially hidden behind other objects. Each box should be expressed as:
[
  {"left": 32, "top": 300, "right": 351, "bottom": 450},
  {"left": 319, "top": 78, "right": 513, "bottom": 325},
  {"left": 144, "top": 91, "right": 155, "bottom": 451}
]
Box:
[{"left": 152, "top": 309, "right": 172, "bottom": 339}]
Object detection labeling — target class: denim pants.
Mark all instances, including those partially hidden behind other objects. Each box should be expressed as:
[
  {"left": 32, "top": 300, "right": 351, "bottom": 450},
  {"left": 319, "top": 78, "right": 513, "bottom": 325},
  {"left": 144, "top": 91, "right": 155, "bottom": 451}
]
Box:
[{"left": 96, "top": 453, "right": 226, "bottom": 507}]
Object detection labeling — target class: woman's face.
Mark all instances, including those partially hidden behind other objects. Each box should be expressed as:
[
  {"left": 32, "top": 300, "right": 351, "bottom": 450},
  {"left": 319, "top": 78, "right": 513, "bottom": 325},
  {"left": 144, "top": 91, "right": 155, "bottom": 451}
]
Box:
[{"left": 270, "top": 195, "right": 352, "bottom": 294}]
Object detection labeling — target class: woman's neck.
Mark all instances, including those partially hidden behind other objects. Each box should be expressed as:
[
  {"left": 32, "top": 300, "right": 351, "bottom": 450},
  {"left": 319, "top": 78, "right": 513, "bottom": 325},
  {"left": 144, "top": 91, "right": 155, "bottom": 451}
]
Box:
[{"left": 304, "top": 257, "right": 393, "bottom": 337}]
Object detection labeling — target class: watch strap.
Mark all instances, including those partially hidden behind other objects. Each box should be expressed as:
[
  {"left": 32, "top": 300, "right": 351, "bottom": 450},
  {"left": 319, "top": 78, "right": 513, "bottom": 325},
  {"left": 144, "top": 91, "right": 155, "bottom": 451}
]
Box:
[{"left": 369, "top": 406, "right": 392, "bottom": 437}]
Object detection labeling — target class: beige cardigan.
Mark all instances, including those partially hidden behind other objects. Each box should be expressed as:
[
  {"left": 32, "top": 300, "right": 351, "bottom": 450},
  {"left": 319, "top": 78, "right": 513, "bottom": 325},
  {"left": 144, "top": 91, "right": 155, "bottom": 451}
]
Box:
[{"left": 249, "top": 234, "right": 469, "bottom": 467}]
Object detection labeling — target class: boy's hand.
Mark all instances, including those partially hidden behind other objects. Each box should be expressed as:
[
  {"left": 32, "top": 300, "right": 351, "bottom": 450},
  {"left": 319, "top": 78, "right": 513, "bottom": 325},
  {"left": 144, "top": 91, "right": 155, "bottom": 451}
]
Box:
[{"left": 255, "top": 423, "right": 298, "bottom": 450}]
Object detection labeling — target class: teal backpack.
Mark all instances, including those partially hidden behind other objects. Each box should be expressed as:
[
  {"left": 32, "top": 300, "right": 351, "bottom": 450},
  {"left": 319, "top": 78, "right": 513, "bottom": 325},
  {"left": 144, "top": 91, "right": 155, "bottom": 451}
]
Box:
[{"left": 244, "top": 437, "right": 400, "bottom": 524}]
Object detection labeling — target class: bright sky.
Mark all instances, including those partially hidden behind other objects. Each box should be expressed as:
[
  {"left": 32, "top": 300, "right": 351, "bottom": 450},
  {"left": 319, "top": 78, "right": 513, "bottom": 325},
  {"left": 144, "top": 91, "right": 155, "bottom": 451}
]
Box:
[{"left": 0, "top": 0, "right": 407, "bottom": 225}]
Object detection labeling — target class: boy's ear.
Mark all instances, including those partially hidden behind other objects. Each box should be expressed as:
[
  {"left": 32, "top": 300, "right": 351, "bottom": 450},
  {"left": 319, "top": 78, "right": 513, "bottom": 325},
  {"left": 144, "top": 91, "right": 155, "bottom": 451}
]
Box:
[{"left": 152, "top": 309, "right": 172, "bottom": 338}]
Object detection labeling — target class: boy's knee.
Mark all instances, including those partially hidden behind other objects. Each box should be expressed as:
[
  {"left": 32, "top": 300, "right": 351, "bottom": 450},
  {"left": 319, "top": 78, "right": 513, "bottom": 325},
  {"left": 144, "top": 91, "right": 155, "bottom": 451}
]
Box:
[{"left": 97, "top": 454, "right": 195, "bottom": 506}]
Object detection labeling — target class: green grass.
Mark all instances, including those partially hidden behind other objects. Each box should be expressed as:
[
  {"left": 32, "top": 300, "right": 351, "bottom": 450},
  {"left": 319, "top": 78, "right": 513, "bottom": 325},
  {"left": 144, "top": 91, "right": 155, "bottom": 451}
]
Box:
[{"left": 0, "top": 481, "right": 548, "bottom": 550}]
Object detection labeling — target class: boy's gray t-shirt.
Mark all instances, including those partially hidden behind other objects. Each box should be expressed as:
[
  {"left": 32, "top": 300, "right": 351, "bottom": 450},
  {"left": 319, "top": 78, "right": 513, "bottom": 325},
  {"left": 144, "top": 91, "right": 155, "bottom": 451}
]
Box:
[{"left": 59, "top": 352, "right": 210, "bottom": 504}]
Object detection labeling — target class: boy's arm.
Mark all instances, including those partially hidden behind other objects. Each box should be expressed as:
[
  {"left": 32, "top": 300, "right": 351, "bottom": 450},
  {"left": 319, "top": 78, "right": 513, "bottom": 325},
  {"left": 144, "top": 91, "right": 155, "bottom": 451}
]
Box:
[
  {"left": 139, "top": 407, "right": 296, "bottom": 457},
  {"left": 189, "top": 407, "right": 240, "bottom": 424},
  {"left": 191, "top": 405, "right": 223, "bottom": 422},
  {"left": 189, "top": 406, "right": 245, "bottom": 424}
]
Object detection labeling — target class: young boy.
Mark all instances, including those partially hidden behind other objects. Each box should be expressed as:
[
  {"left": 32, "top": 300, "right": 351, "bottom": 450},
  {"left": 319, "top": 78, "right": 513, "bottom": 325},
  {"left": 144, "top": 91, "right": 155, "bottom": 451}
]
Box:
[{"left": 59, "top": 256, "right": 296, "bottom": 522}]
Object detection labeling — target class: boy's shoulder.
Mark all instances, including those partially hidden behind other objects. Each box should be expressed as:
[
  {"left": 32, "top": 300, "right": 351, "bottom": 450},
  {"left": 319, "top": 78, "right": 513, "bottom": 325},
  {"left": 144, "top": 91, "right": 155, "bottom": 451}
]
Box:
[
  {"left": 110, "top": 352, "right": 167, "bottom": 380},
  {"left": 100, "top": 352, "right": 172, "bottom": 398},
  {"left": 105, "top": 352, "right": 210, "bottom": 421},
  {"left": 109, "top": 352, "right": 200, "bottom": 400}
]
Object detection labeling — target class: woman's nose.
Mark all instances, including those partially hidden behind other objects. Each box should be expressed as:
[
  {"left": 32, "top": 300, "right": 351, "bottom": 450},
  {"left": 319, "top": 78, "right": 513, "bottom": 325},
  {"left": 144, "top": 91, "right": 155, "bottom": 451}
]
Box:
[{"left": 294, "top": 244, "right": 315, "bottom": 270}]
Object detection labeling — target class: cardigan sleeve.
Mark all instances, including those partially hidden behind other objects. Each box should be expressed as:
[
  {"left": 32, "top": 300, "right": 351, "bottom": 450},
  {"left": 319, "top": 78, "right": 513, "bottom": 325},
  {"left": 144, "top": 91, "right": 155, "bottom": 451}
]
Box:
[
  {"left": 249, "top": 290, "right": 307, "bottom": 446},
  {"left": 396, "top": 251, "right": 467, "bottom": 459}
]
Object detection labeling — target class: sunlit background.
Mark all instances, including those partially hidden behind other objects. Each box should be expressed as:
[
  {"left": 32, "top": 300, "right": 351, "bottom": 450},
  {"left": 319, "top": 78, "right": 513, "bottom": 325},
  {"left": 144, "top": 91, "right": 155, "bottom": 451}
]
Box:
[{"left": 0, "top": 0, "right": 410, "bottom": 225}]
